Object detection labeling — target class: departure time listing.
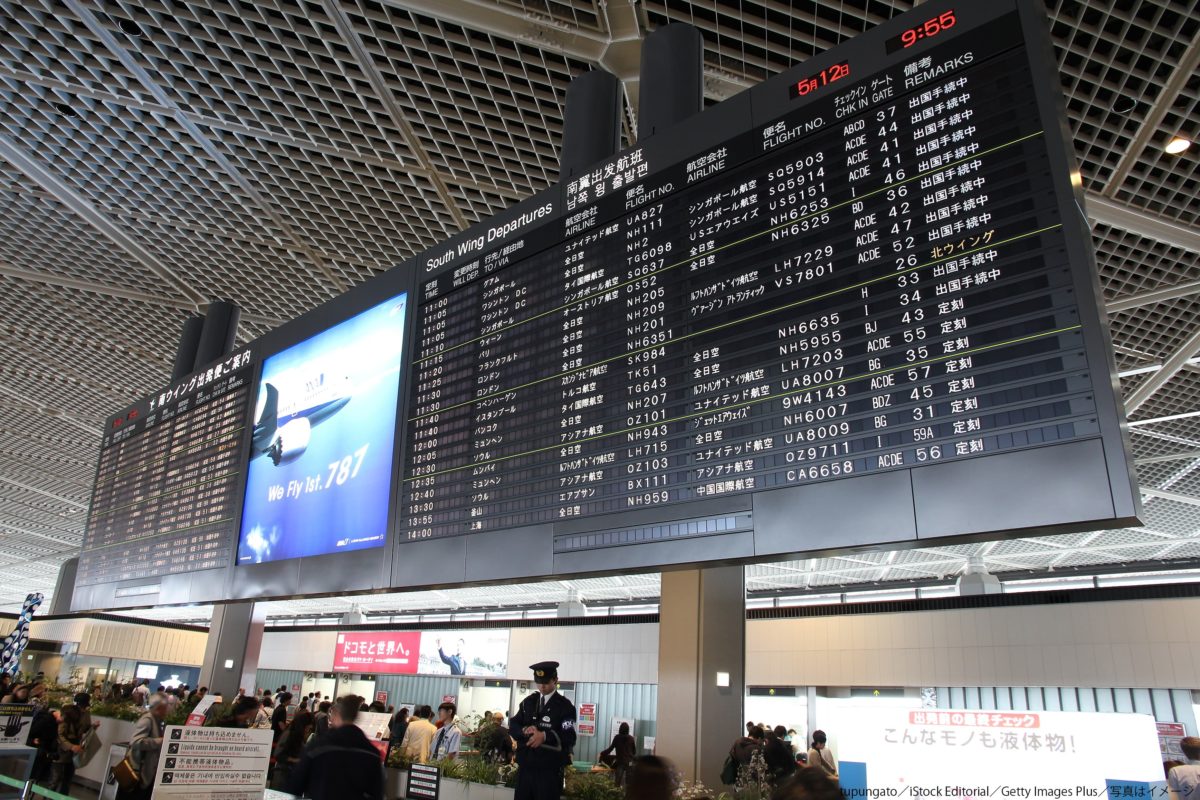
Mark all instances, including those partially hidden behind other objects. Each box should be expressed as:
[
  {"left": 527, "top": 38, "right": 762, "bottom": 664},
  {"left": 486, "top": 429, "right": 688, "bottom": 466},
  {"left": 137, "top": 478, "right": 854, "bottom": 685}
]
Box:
[{"left": 400, "top": 12, "right": 1097, "bottom": 541}]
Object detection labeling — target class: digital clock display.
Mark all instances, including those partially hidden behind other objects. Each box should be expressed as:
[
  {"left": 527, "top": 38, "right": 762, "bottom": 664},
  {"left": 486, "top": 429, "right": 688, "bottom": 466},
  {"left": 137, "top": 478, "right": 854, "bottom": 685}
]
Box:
[
  {"left": 886, "top": 10, "right": 958, "bottom": 54},
  {"left": 788, "top": 61, "right": 851, "bottom": 99}
]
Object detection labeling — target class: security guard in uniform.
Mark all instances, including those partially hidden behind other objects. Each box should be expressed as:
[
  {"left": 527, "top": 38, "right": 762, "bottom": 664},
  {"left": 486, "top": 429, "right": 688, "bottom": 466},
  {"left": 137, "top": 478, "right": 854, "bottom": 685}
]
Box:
[{"left": 510, "top": 661, "right": 577, "bottom": 800}]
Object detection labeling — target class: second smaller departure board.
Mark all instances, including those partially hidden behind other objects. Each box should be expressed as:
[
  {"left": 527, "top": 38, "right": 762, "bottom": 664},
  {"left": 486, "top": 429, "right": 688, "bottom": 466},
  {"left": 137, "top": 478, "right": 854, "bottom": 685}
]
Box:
[{"left": 77, "top": 351, "right": 254, "bottom": 586}]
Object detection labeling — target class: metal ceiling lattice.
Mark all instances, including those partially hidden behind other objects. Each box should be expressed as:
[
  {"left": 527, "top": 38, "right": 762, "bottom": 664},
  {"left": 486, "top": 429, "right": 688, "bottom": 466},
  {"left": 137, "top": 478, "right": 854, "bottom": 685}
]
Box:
[{"left": 0, "top": 0, "right": 1197, "bottom": 616}]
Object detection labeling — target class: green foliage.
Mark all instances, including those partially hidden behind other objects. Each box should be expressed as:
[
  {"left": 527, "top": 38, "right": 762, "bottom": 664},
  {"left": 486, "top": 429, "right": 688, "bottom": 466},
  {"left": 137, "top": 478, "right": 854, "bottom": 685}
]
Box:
[
  {"left": 386, "top": 747, "right": 413, "bottom": 770},
  {"left": 563, "top": 770, "right": 624, "bottom": 800},
  {"left": 429, "top": 756, "right": 465, "bottom": 780},
  {"left": 88, "top": 699, "right": 190, "bottom": 726},
  {"left": 89, "top": 700, "right": 143, "bottom": 722},
  {"left": 456, "top": 757, "right": 505, "bottom": 785}
]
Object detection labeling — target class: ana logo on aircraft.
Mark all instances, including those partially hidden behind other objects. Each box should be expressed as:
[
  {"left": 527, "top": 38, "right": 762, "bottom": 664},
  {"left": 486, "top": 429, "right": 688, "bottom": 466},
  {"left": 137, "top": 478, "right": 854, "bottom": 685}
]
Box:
[{"left": 251, "top": 371, "right": 352, "bottom": 466}]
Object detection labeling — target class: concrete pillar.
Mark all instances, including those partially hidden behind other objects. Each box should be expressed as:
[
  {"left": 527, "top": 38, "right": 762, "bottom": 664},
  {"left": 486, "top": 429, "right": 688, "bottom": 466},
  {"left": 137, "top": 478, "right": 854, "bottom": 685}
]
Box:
[
  {"left": 198, "top": 602, "right": 264, "bottom": 699},
  {"left": 656, "top": 566, "right": 744, "bottom": 789}
]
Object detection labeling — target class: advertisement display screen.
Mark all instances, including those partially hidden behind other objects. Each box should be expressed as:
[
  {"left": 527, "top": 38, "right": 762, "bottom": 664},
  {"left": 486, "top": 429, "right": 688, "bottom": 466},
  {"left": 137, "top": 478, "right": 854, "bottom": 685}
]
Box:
[
  {"left": 416, "top": 630, "right": 509, "bottom": 677},
  {"left": 332, "top": 629, "right": 509, "bottom": 676},
  {"left": 134, "top": 662, "right": 201, "bottom": 691},
  {"left": 835, "top": 707, "right": 1164, "bottom": 794},
  {"left": 238, "top": 293, "right": 409, "bottom": 563}
]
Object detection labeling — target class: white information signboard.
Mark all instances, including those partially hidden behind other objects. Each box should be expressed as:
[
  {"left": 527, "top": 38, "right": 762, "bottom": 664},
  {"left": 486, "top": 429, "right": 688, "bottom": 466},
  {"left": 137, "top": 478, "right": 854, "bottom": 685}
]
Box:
[
  {"left": 835, "top": 707, "right": 1165, "bottom": 795},
  {"left": 151, "top": 725, "right": 272, "bottom": 799}
]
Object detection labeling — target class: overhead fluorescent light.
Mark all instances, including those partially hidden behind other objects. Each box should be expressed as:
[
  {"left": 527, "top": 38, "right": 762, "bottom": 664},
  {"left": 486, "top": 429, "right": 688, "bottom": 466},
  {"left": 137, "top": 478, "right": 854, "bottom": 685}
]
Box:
[{"left": 1164, "top": 137, "right": 1191, "bottom": 155}]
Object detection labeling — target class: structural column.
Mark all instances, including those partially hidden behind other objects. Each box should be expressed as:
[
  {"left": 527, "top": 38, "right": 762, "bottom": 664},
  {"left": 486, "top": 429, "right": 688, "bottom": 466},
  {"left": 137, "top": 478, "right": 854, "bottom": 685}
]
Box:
[
  {"left": 656, "top": 566, "right": 745, "bottom": 789},
  {"left": 198, "top": 601, "right": 265, "bottom": 699}
]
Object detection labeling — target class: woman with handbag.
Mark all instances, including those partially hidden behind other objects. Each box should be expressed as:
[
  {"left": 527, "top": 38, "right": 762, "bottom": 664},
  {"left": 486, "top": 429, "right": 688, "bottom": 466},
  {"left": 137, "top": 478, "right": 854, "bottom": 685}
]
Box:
[
  {"left": 119, "top": 694, "right": 168, "bottom": 800},
  {"left": 52, "top": 702, "right": 86, "bottom": 793}
]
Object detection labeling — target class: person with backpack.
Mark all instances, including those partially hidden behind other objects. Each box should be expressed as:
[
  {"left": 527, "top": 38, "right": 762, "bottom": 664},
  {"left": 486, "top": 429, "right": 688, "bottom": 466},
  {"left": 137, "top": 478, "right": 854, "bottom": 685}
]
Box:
[
  {"left": 287, "top": 695, "right": 383, "bottom": 800},
  {"left": 722, "top": 724, "right": 764, "bottom": 785}
]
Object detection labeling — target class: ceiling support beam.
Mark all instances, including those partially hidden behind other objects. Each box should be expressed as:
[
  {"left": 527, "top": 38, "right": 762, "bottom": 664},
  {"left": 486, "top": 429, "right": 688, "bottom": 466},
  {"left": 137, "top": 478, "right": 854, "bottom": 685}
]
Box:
[
  {"left": 1128, "top": 410, "right": 1200, "bottom": 427},
  {"left": 1086, "top": 192, "right": 1200, "bottom": 254},
  {"left": 597, "top": 0, "right": 645, "bottom": 128},
  {"left": 379, "top": 0, "right": 750, "bottom": 100},
  {"left": 1107, "top": 279, "right": 1200, "bottom": 314},
  {"left": 1137, "top": 450, "right": 1200, "bottom": 465},
  {"left": 323, "top": 0, "right": 469, "bottom": 231},
  {"left": 0, "top": 262, "right": 284, "bottom": 332},
  {"left": 0, "top": 476, "right": 86, "bottom": 510},
  {"left": 1103, "top": 28, "right": 1200, "bottom": 197},
  {"left": 1141, "top": 486, "right": 1200, "bottom": 507},
  {"left": 0, "top": 384, "right": 100, "bottom": 437},
  {"left": 1123, "top": 324, "right": 1200, "bottom": 415},
  {"left": 0, "top": 135, "right": 206, "bottom": 308},
  {"left": 0, "top": 64, "right": 526, "bottom": 206},
  {"left": 62, "top": 0, "right": 349, "bottom": 297},
  {"left": 0, "top": 262, "right": 188, "bottom": 309}
]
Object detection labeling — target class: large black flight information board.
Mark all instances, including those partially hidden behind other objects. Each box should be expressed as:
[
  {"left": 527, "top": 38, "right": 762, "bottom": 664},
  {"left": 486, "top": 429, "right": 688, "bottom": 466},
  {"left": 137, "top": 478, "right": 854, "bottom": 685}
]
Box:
[
  {"left": 74, "top": 0, "right": 1139, "bottom": 610},
  {"left": 77, "top": 350, "right": 254, "bottom": 588},
  {"left": 399, "top": 0, "right": 1137, "bottom": 555}
]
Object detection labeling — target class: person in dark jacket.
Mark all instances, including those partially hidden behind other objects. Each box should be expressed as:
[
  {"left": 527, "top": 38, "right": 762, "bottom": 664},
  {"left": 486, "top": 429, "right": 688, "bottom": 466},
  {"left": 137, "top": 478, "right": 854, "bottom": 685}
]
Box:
[
  {"left": 437, "top": 638, "right": 468, "bottom": 675},
  {"left": 287, "top": 695, "right": 383, "bottom": 800},
  {"left": 731, "top": 725, "right": 765, "bottom": 766},
  {"left": 510, "top": 661, "right": 576, "bottom": 800},
  {"left": 272, "top": 709, "right": 314, "bottom": 789},
  {"left": 600, "top": 721, "right": 636, "bottom": 786},
  {"left": 313, "top": 700, "right": 333, "bottom": 741},
  {"left": 53, "top": 702, "right": 86, "bottom": 792},
  {"left": 388, "top": 706, "right": 410, "bottom": 750},
  {"left": 26, "top": 704, "right": 58, "bottom": 786},
  {"left": 764, "top": 726, "right": 797, "bottom": 783},
  {"left": 211, "top": 695, "right": 261, "bottom": 729},
  {"left": 271, "top": 692, "right": 293, "bottom": 743}
]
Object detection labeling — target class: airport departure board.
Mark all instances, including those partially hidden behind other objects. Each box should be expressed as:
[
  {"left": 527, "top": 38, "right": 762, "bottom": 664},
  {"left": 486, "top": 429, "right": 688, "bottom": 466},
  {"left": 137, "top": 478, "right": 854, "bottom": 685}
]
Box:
[
  {"left": 399, "top": 3, "right": 1108, "bottom": 542},
  {"left": 75, "top": 0, "right": 1139, "bottom": 611},
  {"left": 78, "top": 350, "right": 254, "bottom": 586}
]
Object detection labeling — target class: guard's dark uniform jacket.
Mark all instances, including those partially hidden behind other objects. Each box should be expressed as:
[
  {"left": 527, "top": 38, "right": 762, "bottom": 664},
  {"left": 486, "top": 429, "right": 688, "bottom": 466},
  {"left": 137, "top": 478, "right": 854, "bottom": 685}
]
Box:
[{"left": 510, "top": 691, "right": 577, "bottom": 800}]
